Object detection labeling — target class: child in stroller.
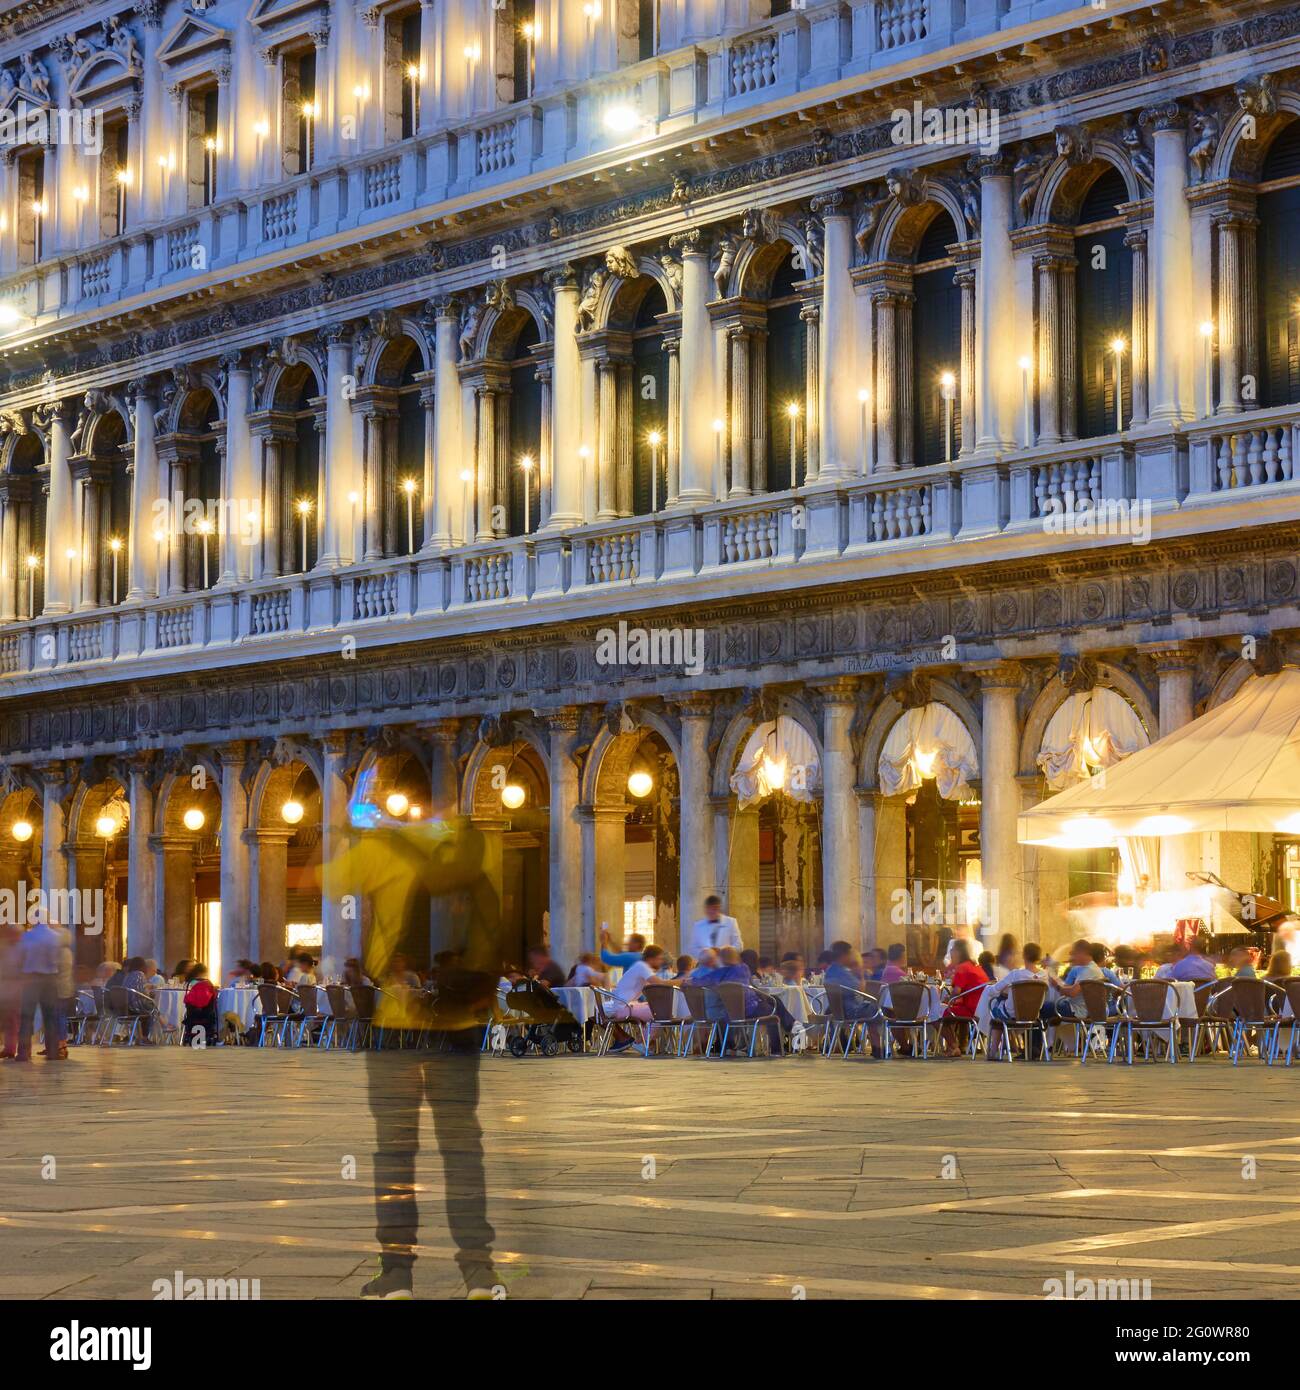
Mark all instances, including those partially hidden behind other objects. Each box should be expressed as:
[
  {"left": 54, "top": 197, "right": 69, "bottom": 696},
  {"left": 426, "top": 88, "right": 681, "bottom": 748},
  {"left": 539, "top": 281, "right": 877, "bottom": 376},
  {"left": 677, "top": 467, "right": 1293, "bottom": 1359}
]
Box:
[{"left": 501, "top": 976, "right": 584, "bottom": 1056}]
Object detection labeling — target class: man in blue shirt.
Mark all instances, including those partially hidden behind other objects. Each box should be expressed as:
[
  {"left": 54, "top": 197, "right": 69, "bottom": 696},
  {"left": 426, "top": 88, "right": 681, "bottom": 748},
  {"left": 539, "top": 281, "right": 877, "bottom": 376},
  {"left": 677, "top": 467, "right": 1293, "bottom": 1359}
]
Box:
[{"left": 598, "top": 927, "right": 646, "bottom": 971}]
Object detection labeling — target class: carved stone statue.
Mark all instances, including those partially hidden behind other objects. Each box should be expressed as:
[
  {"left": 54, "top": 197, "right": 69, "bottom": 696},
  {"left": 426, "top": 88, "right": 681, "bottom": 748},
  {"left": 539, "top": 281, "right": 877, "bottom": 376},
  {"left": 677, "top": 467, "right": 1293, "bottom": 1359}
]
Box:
[
  {"left": 854, "top": 187, "right": 890, "bottom": 257},
  {"left": 1188, "top": 104, "right": 1222, "bottom": 184},
  {"left": 711, "top": 237, "right": 738, "bottom": 298},
  {"left": 1013, "top": 145, "right": 1052, "bottom": 223},
  {"left": 605, "top": 245, "right": 639, "bottom": 281},
  {"left": 20, "top": 53, "right": 51, "bottom": 101},
  {"left": 1236, "top": 73, "right": 1278, "bottom": 116},
  {"left": 1121, "top": 112, "right": 1153, "bottom": 191},
  {"left": 658, "top": 254, "right": 682, "bottom": 300},
  {"left": 457, "top": 297, "right": 482, "bottom": 359},
  {"left": 575, "top": 268, "right": 607, "bottom": 332}
]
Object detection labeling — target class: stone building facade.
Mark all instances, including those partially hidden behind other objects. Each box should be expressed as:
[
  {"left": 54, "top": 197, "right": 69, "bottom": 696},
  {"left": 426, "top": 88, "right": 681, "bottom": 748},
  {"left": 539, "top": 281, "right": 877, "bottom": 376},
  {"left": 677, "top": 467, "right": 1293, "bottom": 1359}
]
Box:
[{"left": 0, "top": 0, "right": 1297, "bottom": 975}]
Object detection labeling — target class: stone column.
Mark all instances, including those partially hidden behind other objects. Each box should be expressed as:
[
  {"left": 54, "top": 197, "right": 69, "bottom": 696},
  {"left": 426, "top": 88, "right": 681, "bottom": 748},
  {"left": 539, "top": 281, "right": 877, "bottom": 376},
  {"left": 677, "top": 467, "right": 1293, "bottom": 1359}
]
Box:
[
  {"left": 674, "top": 694, "right": 714, "bottom": 939},
  {"left": 872, "top": 291, "right": 898, "bottom": 471},
  {"left": 955, "top": 262, "right": 977, "bottom": 458},
  {"left": 39, "top": 762, "right": 69, "bottom": 900},
  {"left": 125, "top": 753, "right": 156, "bottom": 959},
  {"left": 320, "top": 324, "right": 355, "bottom": 567},
  {"left": 547, "top": 709, "right": 582, "bottom": 972},
  {"left": 858, "top": 791, "right": 907, "bottom": 950},
  {"left": 974, "top": 663, "right": 1024, "bottom": 943},
  {"left": 1035, "top": 255, "right": 1063, "bottom": 445},
  {"left": 474, "top": 387, "right": 496, "bottom": 541},
  {"left": 672, "top": 231, "right": 716, "bottom": 504},
  {"left": 320, "top": 730, "right": 356, "bottom": 978},
  {"left": 1150, "top": 643, "right": 1200, "bottom": 893},
  {"left": 250, "top": 829, "right": 291, "bottom": 965},
  {"left": 69, "top": 843, "right": 106, "bottom": 967},
  {"left": 596, "top": 360, "right": 619, "bottom": 520},
  {"left": 977, "top": 157, "right": 1017, "bottom": 450},
  {"left": 1215, "top": 215, "right": 1247, "bottom": 416},
  {"left": 126, "top": 379, "right": 160, "bottom": 600},
  {"left": 1125, "top": 228, "right": 1150, "bottom": 426},
  {"left": 41, "top": 399, "right": 75, "bottom": 614},
  {"left": 801, "top": 298, "right": 821, "bottom": 482},
  {"left": 816, "top": 193, "right": 856, "bottom": 479},
  {"left": 727, "top": 328, "right": 751, "bottom": 496},
  {"left": 220, "top": 352, "right": 254, "bottom": 584},
  {"left": 546, "top": 268, "right": 583, "bottom": 528},
  {"left": 74, "top": 463, "right": 103, "bottom": 610},
  {"left": 580, "top": 804, "right": 626, "bottom": 954},
  {"left": 428, "top": 299, "right": 464, "bottom": 545},
  {"left": 219, "top": 742, "right": 251, "bottom": 971},
  {"left": 0, "top": 484, "right": 16, "bottom": 621},
  {"left": 664, "top": 333, "right": 681, "bottom": 505},
  {"left": 160, "top": 837, "right": 195, "bottom": 972},
  {"left": 1147, "top": 103, "right": 1195, "bottom": 423},
  {"left": 718, "top": 799, "right": 760, "bottom": 950},
  {"left": 818, "top": 679, "right": 861, "bottom": 948},
  {"left": 417, "top": 0, "right": 438, "bottom": 135}
]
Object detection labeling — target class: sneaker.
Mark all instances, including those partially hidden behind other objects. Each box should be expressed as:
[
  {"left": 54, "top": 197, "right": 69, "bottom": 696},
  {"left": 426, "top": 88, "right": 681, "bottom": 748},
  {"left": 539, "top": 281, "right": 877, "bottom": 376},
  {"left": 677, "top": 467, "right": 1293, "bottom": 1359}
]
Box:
[
  {"left": 608, "top": 1039, "right": 634, "bottom": 1054},
  {"left": 360, "top": 1268, "right": 414, "bottom": 1300},
  {"left": 467, "top": 1286, "right": 499, "bottom": 1300}
]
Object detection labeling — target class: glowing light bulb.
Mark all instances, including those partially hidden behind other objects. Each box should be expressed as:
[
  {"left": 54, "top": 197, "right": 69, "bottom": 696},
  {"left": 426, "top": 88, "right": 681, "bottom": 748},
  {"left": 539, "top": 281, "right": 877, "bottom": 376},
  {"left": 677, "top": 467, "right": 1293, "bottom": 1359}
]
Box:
[
  {"left": 281, "top": 800, "right": 304, "bottom": 825},
  {"left": 501, "top": 782, "right": 526, "bottom": 810},
  {"left": 182, "top": 807, "right": 205, "bottom": 832},
  {"left": 1200, "top": 320, "right": 1215, "bottom": 338},
  {"left": 1110, "top": 336, "right": 1127, "bottom": 355},
  {"left": 785, "top": 401, "right": 800, "bottom": 419},
  {"left": 627, "top": 770, "right": 653, "bottom": 799},
  {"left": 603, "top": 104, "right": 639, "bottom": 134},
  {"left": 95, "top": 813, "right": 117, "bottom": 838},
  {"left": 11, "top": 819, "right": 32, "bottom": 842},
  {"left": 385, "top": 791, "right": 410, "bottom": 817}
]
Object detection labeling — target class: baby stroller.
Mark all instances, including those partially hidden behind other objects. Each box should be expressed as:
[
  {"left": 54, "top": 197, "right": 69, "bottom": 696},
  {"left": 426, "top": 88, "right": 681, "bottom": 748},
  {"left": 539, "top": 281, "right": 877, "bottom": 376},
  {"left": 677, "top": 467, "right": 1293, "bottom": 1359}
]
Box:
[{"left": 501, "top": 978, "right": 584, "bottom": 1056}]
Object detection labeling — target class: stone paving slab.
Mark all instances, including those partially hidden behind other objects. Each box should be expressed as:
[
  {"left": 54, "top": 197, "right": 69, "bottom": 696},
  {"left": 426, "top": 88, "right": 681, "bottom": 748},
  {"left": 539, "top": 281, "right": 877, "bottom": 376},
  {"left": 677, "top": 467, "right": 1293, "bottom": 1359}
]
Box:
[{"left": 3, "top": 1049, "right": 1300, "bottom": 1299}]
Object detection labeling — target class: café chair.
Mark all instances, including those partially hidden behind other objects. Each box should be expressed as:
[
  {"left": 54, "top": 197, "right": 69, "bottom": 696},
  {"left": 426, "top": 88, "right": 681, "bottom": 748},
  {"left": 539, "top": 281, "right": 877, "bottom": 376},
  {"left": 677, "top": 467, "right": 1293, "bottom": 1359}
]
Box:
[
  {"left": 988, "top": 980, "right": 1050, "bottom": 1063},
  {"left": 1112, "top": 980, "right": 1180, "bottom": 1064}
]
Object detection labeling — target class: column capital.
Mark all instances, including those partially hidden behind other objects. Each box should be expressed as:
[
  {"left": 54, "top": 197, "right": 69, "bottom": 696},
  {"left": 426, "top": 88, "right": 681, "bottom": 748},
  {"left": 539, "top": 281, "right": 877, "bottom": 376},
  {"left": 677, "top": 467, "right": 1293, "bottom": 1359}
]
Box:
[
  {"left": 38, "top": 760, "right": 72, "bottom": 788},
  {"left": 968, "top": 660, "right": 1023, "bottom": 692},
  {"left": 219, "top": 739, "right": 254, "bottom": 767},
  {"left": 668, "top": 228, "right": 708, "bottom": 257},
  {"left": 544, "top": 262, "right": 579, "bottom": 291},
  {"left": 810, "top": 190, "right": 848, "bottom": 219},
  {"left": 812, "top": 676, "right": 859, "bottom": 706},
  {"left": 420, "top": 717, "right": 462, "bottom": 745},
  {"left": 668, "top": 691, "right": 714, "bottom": 719},
  {"left": 1143, "top": 641, "right": 1201, "bottom": 675},
  {"left": 1141, "top": 100, "right": 1186, "bottom": 133},
  {"left": 322, "top": 729, "right": 350, "bottom": 757},
  {"left": 545, "top": 706, "right": 583, "bottom": 734}
]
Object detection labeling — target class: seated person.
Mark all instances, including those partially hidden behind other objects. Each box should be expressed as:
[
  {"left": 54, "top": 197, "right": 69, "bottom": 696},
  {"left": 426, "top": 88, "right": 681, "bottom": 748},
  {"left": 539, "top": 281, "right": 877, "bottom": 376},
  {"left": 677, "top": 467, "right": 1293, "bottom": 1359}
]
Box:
[
  {"left": 1265, "top": 949, "right": 1293, "bottom": 982},
  {"left": 182, "top": 965, "right": 219, "bottom": 1047},
  {"left": 144, "top": 959, "right": 166, "bottom": 989},
  {"left": 567, "top": 952, "right": 611, "bottom": 988},
  {"left": 1227, "top": 945, "right": 1258, "bottom": 978},
  {"left": 684, "top": 948, "right": 720, "bottom": 983},
  {"left": 864, "top": 948, "right": 887, "bottom": 981},
  {"left": 1042, "top": 938, "right": 1104, "bottom": 1022},
  {"left": 879, "top": 943, "right": 909, "bottom": 984},
  {"left": 120, "top": 956, "right": 162, "bottom": 1040},
  {"left": 671, "top": 954, "right": 695, "bottom": 981},
  {"left": 982, "top": 944, "right": 1051, "bottom": 1057},
  {"left": 940, "top": 940, "right": 989, "bottom": 1057},
  {"left": 778, "top": 952, "right": 806, "bottom": 984},
  {"left": 605, "top": 945, "right": 676, "bottom": 1051},
  {"left": 711, "top": 946, "right": 797, "bottom": 1050},
  {"left": 525, "top": 945, "right": 565, "bottom": 988}
]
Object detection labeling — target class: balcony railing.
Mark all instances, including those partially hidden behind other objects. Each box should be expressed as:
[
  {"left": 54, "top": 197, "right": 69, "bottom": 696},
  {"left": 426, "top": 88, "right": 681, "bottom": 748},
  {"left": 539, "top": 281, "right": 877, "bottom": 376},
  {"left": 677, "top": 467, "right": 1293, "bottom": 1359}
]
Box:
[{"left": 0, "top": 0, "right": 1033, "bottom": 325}]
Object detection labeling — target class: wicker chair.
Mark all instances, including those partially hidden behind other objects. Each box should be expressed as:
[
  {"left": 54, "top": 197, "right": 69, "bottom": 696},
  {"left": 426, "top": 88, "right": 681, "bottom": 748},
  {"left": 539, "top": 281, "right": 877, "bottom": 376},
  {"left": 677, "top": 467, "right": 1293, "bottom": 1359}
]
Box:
[
  {"left": 589, "top": 986, "right": 646, "bottom": 1056},
  {"left": 1064, "top": 980, "right": 1126, "bottom": 1063},
  {"left": 822, "top": 981, "right": 882, "bottom": 1057},
  {"left": 256, "top": 983, "right": 300, "bottom": 1046},
  {"left": 1207, "top": 977, "right": 1283, "bottom": 1065},
  {"left": 1188, "top": 980, "right": 1235, "bottom": 1060},
  {"left": 882, "top": 980, "right": 936, "bottom": 1059},
  {"left": 714, "top": 982, "right": 779, "bottom": 1057},
  {"left": 988, "top": 980, "right": 1049, "bottom": 1063},
  {"left": 642, "top": 983, "right": 689, "bottom": 1056},
  {"left": 1112, "top": 979, "right": 1180, "bottom": 1063}
]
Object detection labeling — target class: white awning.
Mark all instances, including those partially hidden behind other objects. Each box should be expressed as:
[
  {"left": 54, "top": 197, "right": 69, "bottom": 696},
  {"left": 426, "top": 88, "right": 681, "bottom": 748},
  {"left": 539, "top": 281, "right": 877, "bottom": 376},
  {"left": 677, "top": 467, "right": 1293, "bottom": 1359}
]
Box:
[
  {"left": 1037, "top": 687, "right": 1149, "bottom": 791},
  {"left": 730, "top": 716, "right": 821, "bottom": 808},
  {"left": 1019, "top": 668, "right": 1300, "bottom": 847},
  {"left": 879, "top": 702, "right": 978, "bottom": 802}
]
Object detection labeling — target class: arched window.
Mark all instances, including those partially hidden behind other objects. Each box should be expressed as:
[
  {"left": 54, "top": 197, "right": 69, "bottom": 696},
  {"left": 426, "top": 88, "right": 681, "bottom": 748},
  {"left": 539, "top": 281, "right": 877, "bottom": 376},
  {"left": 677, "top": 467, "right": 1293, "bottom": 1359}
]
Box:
[
  {"left": 1074, "top": 167, "right": 1133, "bottom": 439},
  {"left": 631, "top": 282, "right": 668, "bottom": 513},
  {"left": 1257, "top": 121, "right": 1300, "bottom": 408},
  {"left": 911, "top": 210, "right": 962, "bottom": 467},
  {"left": 507, "top": 319, "right": 542, "bottom": 536},
  {"left": 766, "top": 251, "right": 807, "bottom": 489}
]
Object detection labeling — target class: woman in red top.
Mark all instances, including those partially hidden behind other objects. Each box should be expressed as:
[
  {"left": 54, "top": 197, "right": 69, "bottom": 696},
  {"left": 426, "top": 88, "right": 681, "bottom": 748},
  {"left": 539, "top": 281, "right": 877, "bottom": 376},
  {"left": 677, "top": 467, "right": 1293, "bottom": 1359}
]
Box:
[
  {"left": 940, "top": 940, "right": 989, "bottom": 1057},
  {"left": 182, "top": 964, "right": 219, "bottom": 1048}
]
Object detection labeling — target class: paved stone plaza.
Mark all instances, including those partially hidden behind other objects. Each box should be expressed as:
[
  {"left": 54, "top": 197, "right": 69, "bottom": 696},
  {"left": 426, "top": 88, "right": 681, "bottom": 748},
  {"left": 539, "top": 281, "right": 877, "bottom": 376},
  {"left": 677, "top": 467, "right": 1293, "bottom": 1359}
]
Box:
[{"left": 2, "top": 1049, "right": 1298, "bottom": 1301}]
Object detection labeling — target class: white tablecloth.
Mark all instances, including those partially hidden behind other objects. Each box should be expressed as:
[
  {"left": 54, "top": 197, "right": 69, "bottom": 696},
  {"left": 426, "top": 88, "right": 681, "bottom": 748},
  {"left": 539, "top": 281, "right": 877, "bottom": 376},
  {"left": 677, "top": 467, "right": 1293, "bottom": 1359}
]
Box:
[
  {"left": 155, "top": 985, "right": 260, "bottom": 1029},
  {"left": 497, "top": 985, "right": 595, "bottom": 1027}
]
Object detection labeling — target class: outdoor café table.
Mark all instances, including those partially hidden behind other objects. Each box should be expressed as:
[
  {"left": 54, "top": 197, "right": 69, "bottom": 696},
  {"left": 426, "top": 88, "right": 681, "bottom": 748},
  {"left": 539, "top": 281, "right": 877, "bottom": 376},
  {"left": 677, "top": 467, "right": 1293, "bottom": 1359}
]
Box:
[
  {"left": 880, "top": 981, "right": 946, "bottom": 1023},
  {"left": 155, "top": 985, "right": 258, "bottom": 1030},
  {"left": 753, "top": 983, "right": 827, "bottom": 1024},
  {"left": 552, "top": 986, "right": 595, "bottom": 1027}
]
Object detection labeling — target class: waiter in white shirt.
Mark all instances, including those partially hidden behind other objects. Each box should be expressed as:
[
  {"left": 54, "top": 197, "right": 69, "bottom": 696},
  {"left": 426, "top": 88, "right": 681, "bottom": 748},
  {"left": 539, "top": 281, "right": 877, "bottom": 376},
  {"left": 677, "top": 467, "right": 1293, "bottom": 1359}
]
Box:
[{"left": 686, "top": 896, "right": 743, "bottom": 958}]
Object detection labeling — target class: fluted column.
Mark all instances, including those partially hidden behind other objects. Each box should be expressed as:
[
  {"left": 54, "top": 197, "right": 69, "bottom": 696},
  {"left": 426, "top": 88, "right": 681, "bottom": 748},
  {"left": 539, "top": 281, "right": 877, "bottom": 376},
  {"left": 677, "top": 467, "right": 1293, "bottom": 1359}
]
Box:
[
  {"left": 801, "top": 298, "right": 821, "bottom": 482},
  {"left": 818, "top": 680, "right": 861, "bottom": 948},
  {"left": 673, "top": 231, "right": 716, "bottom": 504},
  {"left": 547, "top": 268, "right": 582, "bottom": 528},
  {"left": 126, "top": 753, "right": 156, "bottom": 959},
  {"left": 1126, "top": 228, "right": 1150, "bottom": 426},
  {"left": 664, "top": 333, "right": 681, "bottom": 505},
  {"left": 728, "top": 328, "right": 752, "bottom": 496},
  {"left": 417, "top": 0, "right": 438, "bottom": 136},
  {"left": 816, "top": 193, "right": 856, "bottom": 479},
  {"left": 0, "top": 485, "right": 16, "bottom": 621},
  {"left": 220, "top": 352, "right": 254, "bottom": 585},
  {"left": 674, "top": 693, "right": 714, "bottom": 939},
  {"left": 1215, "top": 216, "right": 1247, "bottom": 416},
  {"left": 320, "top": 324, "right": 355, "bottom": 567},
  {"left": 126, "top": 379, "right": 159, "bottom": 600},
  {"left": 1035, "top": 255, "right": 1063, "bottom": 445},
  {"left": 1148, "top": 103, "right": 1195, "bottom": 423},
  {"left": 548, "top": 709, "right": 582, "bottom": 972},
  {"left": 977, "top": 158, "right": 1018, "bottom": 450},
  {"left": 430, "top": 298, "right": 465, "bottom": 544},
  {"left": 41, "top": 399, "right": 75, "bottom": 614},
  {"left": 973, "top": 662, "right": 1024, "bottom": 941},
  {"left": 596, "top": 360, "right": 619, "bottom": 520},
  {"left": 956, "top": 264, "right": 977, "bottom": 458},
  {"left": 474, "top": 387, "right": 495, "bottom": 540},
  {"left": 75, "top": 464, "right": 102, "bottom": 610},
  {"left": 873, "top": 291, "right": 898, "bottom": 471}
]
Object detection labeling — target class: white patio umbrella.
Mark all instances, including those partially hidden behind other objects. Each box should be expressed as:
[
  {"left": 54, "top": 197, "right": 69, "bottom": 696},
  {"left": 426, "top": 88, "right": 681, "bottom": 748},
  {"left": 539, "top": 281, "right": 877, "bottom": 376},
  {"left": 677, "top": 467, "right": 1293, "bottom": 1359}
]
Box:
[{"left": 1018, "top": 666, "right": 1300, "bottom": 848}]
